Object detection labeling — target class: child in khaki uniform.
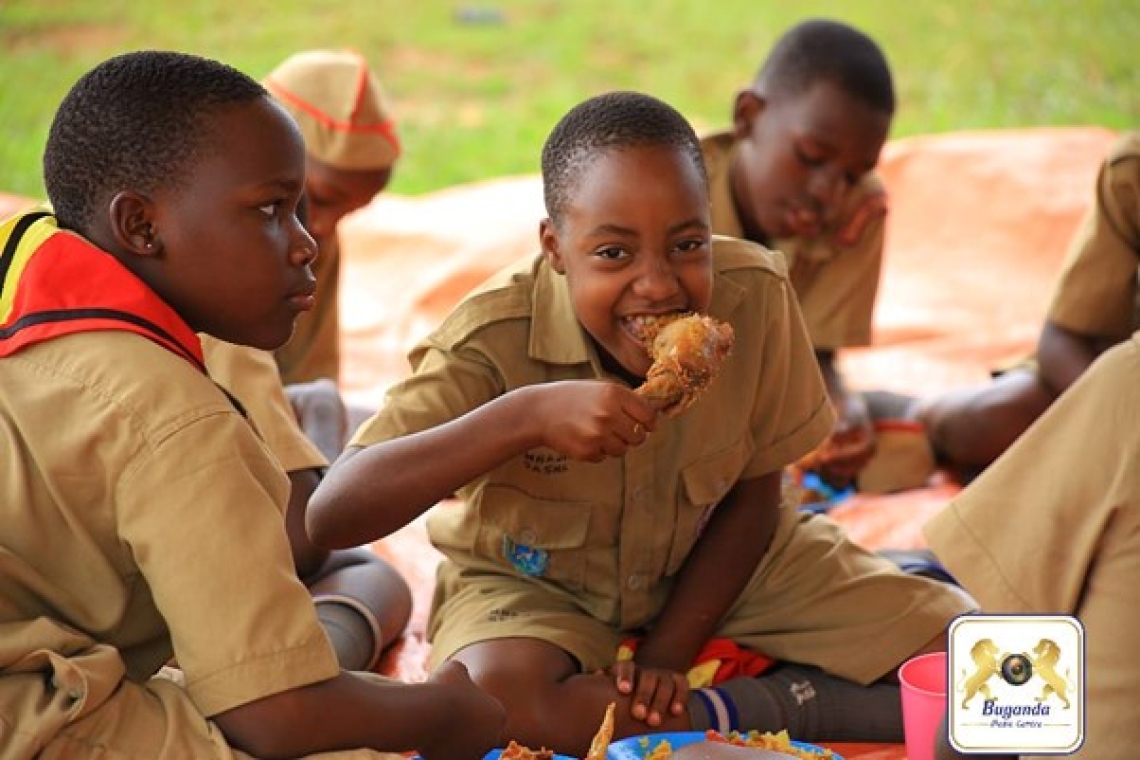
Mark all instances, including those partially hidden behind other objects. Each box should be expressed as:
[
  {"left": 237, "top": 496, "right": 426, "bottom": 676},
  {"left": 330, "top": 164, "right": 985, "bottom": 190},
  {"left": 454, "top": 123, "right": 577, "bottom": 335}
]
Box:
[
  {"left": 701, "top": 19, "right": 895, "bottom": 490},
  {"left": 309, "top": 91, "right": 974, "bottom": 758},
  {"left": 0, "top": 51, "right": 502, "bottom": 760},
  {"left": 253, "top": 49, "right": 401, "bottom": 460},
  {"left": 925, "top": 331, "right": 1140, "bottom": 760},
  {"left": 201, "top": 336, "right": 413, "bottom": 672},
  {"left": 888, "top": 130, "right": 1140, "bottom": 475},
  {"left": 264, "top": 48, "right": 400, "bottom": 388},
  {"left": 0, "top": 51, "right": 412, "bottom": 671},
  {"left": 199, "top": 51, "right": 413, "bottom": 671}
]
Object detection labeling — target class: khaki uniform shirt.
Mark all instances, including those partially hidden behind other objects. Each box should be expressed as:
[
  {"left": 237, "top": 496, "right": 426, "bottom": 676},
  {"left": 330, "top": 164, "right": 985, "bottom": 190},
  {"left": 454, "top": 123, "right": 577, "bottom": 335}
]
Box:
[
  {"left": 202, "top": 336, "right": 327, "bottom": 473},
  {"left": 0, "top": 331, "right": 339, "bottom": 756},
  {"left": 926, "top": 333, "right": 1140, "bottom": 758},
  {"left": 275, "top": 233, "right": 342, "bottom": 385},
  {"left": 701, "top": 131, "right": 887, "bottom": 350},
  {"left": 1047, "top": 131, "right": 1140, "bottom": 342},
  {"left": 352, "top": 237, "right": 834, "bottom": 631}
]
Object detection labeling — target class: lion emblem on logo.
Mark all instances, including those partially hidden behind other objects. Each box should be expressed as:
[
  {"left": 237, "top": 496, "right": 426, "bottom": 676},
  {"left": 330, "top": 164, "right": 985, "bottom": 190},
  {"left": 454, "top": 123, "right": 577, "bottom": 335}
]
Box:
[
  {"left": 1029, "top": 638, "right": 1071, "bottom": 708},
  {"left": 960, "top": 638, "right": 1002, "bottom": 708}
]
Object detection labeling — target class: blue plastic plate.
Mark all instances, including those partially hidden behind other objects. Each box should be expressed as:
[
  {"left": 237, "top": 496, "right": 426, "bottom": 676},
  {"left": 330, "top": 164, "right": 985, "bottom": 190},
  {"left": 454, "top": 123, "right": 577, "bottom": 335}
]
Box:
[
  {"left": 484, "top": 749, "right": 576, "bottom": 760},
  {"left": 606, "top": 731, "right": 842, "bottom": 760},
  {"left": 415, "top": 749, "right": 576, "bottom": 760}
]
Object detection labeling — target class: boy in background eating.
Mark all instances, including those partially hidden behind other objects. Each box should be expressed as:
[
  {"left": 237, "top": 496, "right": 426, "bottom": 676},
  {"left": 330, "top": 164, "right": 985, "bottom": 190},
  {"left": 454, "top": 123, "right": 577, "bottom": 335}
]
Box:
[{"left": 701, "top": 19, "right": 897, "bottom": 491}]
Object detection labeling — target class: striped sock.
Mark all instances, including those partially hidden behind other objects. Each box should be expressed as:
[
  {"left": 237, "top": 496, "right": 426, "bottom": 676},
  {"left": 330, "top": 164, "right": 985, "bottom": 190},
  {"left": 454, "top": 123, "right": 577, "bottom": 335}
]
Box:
[
  {"left": 689, "top": 686, "right": 739, "bottom": 733},
  {"left": 687, "top": 664, "right": 904, "bottom": 742}
]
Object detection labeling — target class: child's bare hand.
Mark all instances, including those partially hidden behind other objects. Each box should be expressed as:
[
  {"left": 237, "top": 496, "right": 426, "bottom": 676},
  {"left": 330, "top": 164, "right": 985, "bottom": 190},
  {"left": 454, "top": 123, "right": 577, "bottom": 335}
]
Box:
[
  {"left": 418, "top": 660, "right": 505, "bottom": 760},
  {"left": 817, "top": 425, "right": 875, "bottom": 486},
  {"left": 817, "top": 401, "right": 876, "bottom": 487},
  {"left": 606, "top": 660, "right": 688, "bottom": 727},
  {"left": 532, "top": 381, "right": 656, "bottom": 461},
  {"left": 610, "top": 658, "right": 638, "bottom": 695}
]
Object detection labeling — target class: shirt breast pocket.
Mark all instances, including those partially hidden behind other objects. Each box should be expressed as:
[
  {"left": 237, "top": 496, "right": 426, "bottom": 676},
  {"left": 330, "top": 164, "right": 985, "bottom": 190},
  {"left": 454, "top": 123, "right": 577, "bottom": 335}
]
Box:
[
  {"left": 479, "top": 484, "right": 591, "bottom": 590},
  {"left": 666, "top": 436, "right": 754, "bottom": 576}
]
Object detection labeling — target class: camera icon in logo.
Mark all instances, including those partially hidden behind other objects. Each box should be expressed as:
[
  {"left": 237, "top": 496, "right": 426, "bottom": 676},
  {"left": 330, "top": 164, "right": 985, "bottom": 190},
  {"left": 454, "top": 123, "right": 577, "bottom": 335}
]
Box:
[{"left": 1000, "top": 653, "right": 1034, "bottom": 686}]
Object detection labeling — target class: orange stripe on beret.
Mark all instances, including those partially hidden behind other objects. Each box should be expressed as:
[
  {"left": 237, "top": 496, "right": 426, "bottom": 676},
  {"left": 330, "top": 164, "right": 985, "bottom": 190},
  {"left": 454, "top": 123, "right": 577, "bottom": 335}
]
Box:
[{"left": 264, "top": 49, "right": 400, "bottom": 171}]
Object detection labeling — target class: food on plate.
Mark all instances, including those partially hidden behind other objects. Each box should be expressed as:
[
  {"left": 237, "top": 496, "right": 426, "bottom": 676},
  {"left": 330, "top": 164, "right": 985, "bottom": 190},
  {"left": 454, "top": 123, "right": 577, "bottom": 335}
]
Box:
[
  {"left": 669, "top": 741, "right": 799, "bottom": 760},
  {"left": 644, "top": 730, "right": 833, "bottom": 760},
  {"left": 497, "top": 701, "right": 615, "bottom": 760},
  {"left": 499, "top": 740, "right": 556, "bottom": 760},
  {"left": 633, "top": 313, "right": 735, "bottom": 417}
]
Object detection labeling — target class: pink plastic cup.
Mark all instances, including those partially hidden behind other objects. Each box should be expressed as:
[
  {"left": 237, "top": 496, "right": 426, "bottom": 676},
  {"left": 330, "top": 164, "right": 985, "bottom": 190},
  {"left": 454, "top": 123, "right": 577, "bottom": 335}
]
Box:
[{"left": 898, "top": 651, "right": 948, "bottom": 760}]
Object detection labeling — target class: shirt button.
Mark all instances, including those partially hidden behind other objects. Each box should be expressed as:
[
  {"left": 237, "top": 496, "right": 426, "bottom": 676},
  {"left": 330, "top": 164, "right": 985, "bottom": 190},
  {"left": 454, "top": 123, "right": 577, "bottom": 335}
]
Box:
[{"left": 627, "top": 574, "right": 643, "bottom": 590}]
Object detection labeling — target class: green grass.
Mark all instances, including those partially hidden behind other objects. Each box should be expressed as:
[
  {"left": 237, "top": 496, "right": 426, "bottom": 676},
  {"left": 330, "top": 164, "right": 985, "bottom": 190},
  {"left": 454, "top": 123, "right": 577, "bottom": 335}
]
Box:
[{"left": 1, "top": 0, "right": 1136, "bottom": 200}]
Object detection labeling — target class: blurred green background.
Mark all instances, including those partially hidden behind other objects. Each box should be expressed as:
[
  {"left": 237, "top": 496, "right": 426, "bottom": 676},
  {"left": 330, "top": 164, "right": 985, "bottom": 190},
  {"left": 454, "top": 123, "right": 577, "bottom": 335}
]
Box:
[{"left": 1, "top": 0, "right": 1136, "bottom": 200}]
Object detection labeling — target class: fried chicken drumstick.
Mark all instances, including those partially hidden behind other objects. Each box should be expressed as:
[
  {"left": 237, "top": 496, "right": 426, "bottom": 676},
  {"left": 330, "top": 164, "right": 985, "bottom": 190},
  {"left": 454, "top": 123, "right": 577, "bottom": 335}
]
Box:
[{"left": 633, "top": 313, "right": 735, "bottom": 417}]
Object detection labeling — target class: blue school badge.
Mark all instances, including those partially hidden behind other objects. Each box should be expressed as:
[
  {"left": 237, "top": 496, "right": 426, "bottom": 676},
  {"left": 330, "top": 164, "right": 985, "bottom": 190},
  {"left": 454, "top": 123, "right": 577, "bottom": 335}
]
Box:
[{"left": 502, "top": 535, "right": 548, "bottom": 577}]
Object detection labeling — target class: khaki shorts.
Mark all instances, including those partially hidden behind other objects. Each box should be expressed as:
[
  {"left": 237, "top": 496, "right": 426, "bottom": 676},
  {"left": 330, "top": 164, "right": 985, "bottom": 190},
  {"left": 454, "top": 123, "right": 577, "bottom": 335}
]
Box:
[{"left": 428, "top": 507, "right": 976, "bottom": 684}]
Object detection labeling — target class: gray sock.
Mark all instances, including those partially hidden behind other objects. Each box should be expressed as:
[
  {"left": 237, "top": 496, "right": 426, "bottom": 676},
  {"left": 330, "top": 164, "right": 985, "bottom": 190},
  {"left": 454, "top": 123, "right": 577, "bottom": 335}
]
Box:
[
  {"left": 315, "top": 600, "right": 380, "bottom": 672},
  {"left": 688, "top": 664, "right": 904, "bottom": 743}
]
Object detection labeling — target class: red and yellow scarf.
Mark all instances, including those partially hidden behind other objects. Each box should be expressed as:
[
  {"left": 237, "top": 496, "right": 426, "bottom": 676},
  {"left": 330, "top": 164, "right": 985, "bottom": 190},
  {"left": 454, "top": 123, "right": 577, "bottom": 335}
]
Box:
[{"left": 0, "top": 210, "right": 204, "bottom": 370}]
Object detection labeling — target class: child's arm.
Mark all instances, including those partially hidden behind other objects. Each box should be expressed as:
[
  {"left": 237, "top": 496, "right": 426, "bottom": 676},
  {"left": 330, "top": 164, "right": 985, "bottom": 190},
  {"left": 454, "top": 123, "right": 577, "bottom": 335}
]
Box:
[
  {"left": 285, "top": 467, "right": 331, "bottom": 577},
  {"left": 620, "top": 471, "right": 784, "bottom": 720},
  {"left": 1036, "top": 320, "right": 1104, "bottom": 395},
  {"left": 309, "top": 379, "right": 657, "bottom": 548},
  {"left": 212, "top": 660, "right": 504, "bottom": 760}
]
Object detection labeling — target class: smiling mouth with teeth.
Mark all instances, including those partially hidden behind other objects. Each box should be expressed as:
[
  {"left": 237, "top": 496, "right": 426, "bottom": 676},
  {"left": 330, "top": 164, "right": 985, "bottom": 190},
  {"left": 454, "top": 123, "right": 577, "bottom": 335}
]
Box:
[
  {"left": 632, "top": 312, "right": 735, "bottom": 417},
  {"left": 625, "top": 313, "right": 685, "bottom": 344}
]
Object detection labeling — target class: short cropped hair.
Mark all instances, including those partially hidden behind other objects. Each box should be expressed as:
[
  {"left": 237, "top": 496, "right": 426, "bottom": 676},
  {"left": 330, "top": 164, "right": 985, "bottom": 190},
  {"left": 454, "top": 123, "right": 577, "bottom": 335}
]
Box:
[
  {"left": 44, "top": 50, "right": 268, "bottom": 232},
  {"left": 541, "top": 91, "right": 707, "bottom": 223},
  {"left": 755, "top": 19, "right": 895, "bottom": 116}
]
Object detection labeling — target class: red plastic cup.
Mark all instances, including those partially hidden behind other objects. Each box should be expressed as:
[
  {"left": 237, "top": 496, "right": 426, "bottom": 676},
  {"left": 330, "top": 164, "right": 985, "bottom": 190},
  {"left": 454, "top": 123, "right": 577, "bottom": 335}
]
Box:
[{"left": 899, "top": 651, "right": 948, "bottom": 760}]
